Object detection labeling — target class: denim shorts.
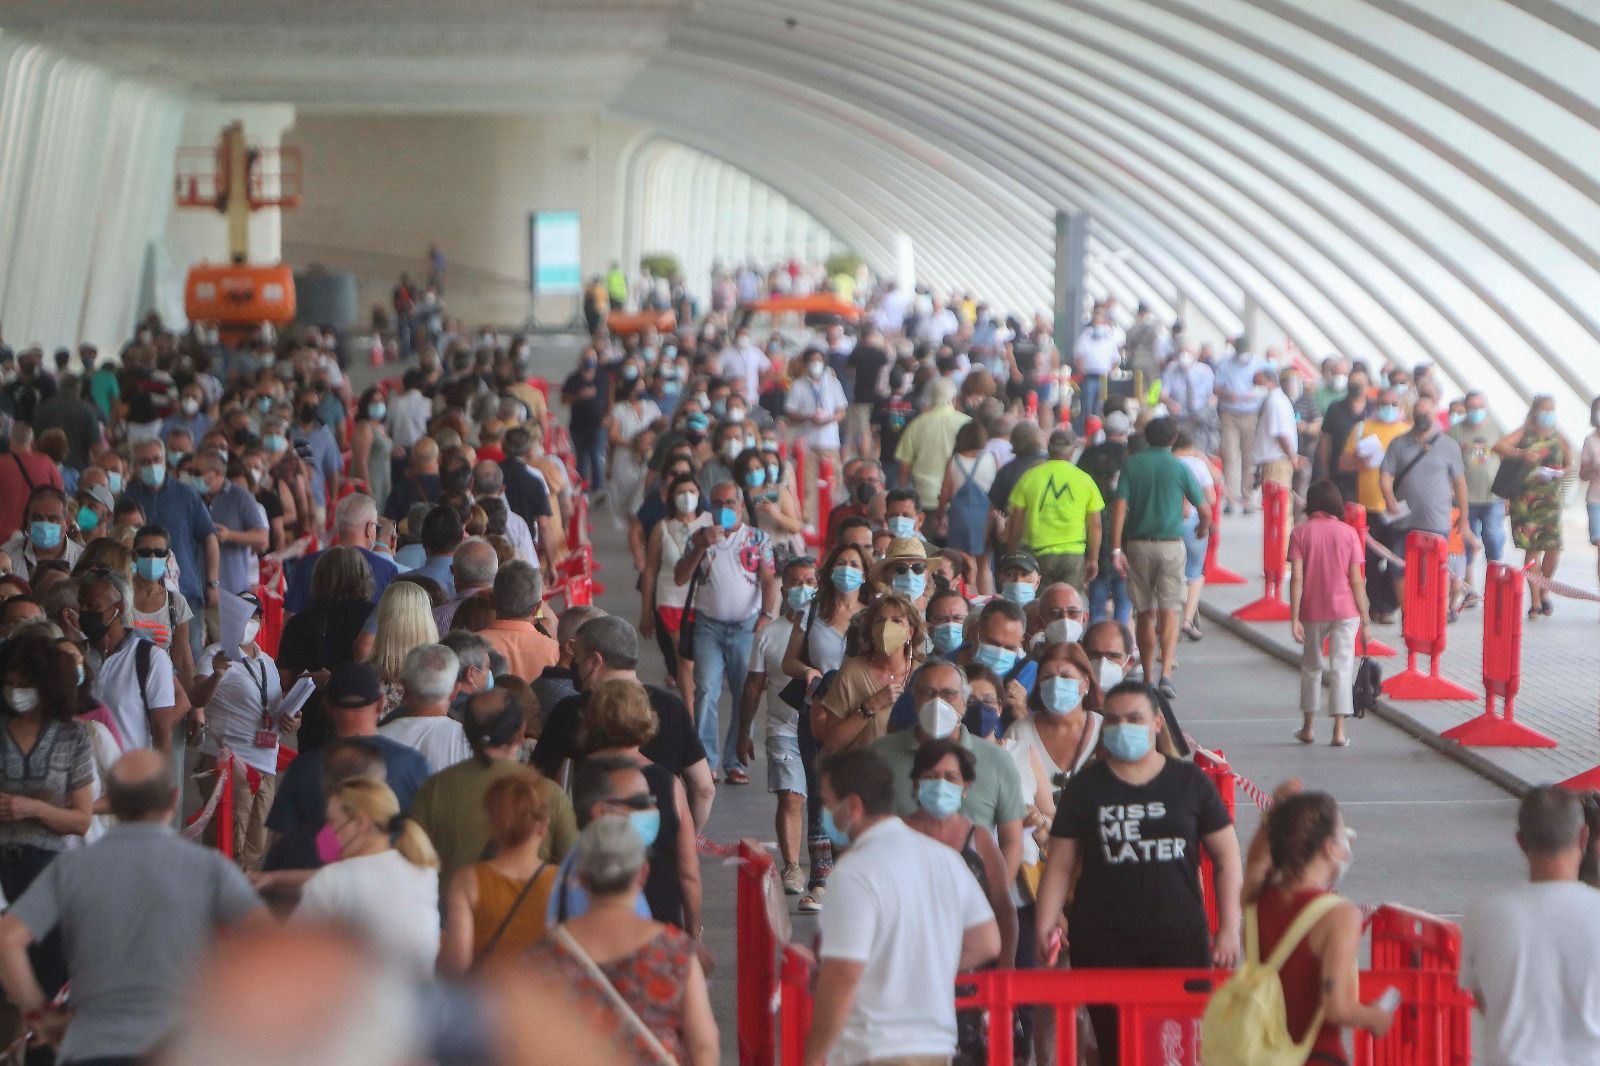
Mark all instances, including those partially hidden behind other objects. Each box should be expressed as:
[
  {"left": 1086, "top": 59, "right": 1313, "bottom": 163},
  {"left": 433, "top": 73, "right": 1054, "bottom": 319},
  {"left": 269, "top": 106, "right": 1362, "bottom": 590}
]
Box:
[
  {"left": 766, "top": 733, "right": 807, "bottom": 796},
  {"left": 1181, "top": 513, "right": 1207, "bottom": 582},
  {"left": 1589, "top": 502, "right": 1600, "bottom": 545}
]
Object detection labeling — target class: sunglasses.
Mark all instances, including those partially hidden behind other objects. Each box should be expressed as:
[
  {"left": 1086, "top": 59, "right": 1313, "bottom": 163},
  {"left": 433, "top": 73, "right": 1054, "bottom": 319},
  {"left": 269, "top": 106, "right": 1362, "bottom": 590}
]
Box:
[
  {"left": 610, "top": 793, "right": 657, "bottom": 812},
  {"left": 891, "top": 562, "right": 927, "bottom": 576},
  {"left": 134, "top": 548, "right": 169, "bottom": 559}
]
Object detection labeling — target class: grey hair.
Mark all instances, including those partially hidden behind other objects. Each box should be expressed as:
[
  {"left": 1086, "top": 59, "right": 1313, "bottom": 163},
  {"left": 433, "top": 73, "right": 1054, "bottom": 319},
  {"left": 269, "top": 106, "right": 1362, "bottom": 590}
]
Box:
[
  {"left": 574, "top": 614, "right": 638, "bottom": 671},
  {"left": 911, "top": 659, "right": 970, "bottom": 706},
  {"left": 925, "top": 377, "right": 958, "bottom": 407},
  {"left": 491, "top": 561, "right": 542, "bottom": 620},
  {"left": 451, "top": 538, "right": 498, "bottom": 588},
  {"left": 84, "top": 570, "right": 134, "bottom": 626},
  {"left": 132, "top": 437, "right": 166, "bottom": 463},
  {"left": 438, "top": 630, "right": 491, "bottom": 676},
  {"left": 470, "top": 462, "right": 505, "bottom": 496},
  {"left": 575, "top": 815, "right": 646, "bottom": 896},
  {"left": 334, "top": 492, "right": 379, "bottom": 533},
  {"left": 400, "top": 643, "right": 460, "bottom": 703},
  {"left": 557, "top": 604, "right": 605, "bottom": 645}
]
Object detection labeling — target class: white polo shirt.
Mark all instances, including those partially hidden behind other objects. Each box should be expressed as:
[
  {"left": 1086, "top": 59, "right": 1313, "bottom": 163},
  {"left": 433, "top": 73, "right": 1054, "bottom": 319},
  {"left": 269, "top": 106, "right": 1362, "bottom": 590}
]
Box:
[
  {"left": 378, "top": 715, "right": 471, "bottom": 774},
  {"left": 91, "top": 634, "right": 176, "bottom": 751},
  {"left": 195, "top": 643, "right": 284, "bottom": 775},
  {"left": 695, "top": 524, "right": 772, "bottom": 624},
  {"left": 1252, "top": 388, "right": 1299, "bottom": 465},
  {"left": 818, "top": 816, "right": 994, "bottom": 1065}
]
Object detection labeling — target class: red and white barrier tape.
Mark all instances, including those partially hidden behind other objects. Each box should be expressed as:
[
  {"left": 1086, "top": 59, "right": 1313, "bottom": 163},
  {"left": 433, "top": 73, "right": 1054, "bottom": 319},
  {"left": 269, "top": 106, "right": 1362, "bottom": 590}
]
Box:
[
  {"left": 180, "top": 760, "right": 232, "bottom": 841},
  {"left": 1191, "top": 741, "right": 1274, "bottom": 812},
  {"left": 696, "top": 834, "right": 743, "bottom": 859},
  {"left": 1522, "top": 566, "right": 1600, "bottom": 604}
]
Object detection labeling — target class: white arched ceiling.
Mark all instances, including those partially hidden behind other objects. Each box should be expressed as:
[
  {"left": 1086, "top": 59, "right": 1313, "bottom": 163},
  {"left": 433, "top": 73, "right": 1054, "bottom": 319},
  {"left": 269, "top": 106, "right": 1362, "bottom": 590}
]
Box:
[
  {"left": 621, "top": 138, "right": 845, "bottom": 301},
  {"left": 608, "top": 0, "right": 1600, "bottom": 433}
]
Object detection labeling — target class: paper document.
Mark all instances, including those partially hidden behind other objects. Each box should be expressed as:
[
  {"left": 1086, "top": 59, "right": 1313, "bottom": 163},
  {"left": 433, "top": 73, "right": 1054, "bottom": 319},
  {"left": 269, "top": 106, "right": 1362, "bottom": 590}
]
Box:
[
  {"left": 278, "top": 677, "right": 317, "bottom": 720},
  {"left": 1356, "top": 435, "right": 1385, "bottom": 469},
  {"left": 217, "top": 590, "right": 255, "bottom": 661},
  {"left": 1384, "top": 499, "right": 1411, "bottom": 524},
  {"left": 1535, "top": 466, "right": 1564, "bottom": 483}
]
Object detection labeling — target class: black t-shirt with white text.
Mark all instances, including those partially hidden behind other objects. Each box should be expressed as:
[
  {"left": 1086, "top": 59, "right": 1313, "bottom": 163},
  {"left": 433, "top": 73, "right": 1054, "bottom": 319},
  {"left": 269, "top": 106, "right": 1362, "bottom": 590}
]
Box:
[{"left": 1050, "top": 757, "right": 1230, "bottom": 951}]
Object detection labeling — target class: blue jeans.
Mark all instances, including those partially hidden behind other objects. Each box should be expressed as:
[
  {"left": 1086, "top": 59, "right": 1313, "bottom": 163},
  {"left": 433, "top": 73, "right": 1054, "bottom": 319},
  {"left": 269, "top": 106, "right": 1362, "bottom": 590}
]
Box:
[
  {"left": 693, "top": 615, "right": 755, "bottom": 773},
  {"left": 1467, "top": 501, "right": 1505, "bottom": 574},
  {"left": 573, "top": 435, "right": 606, "bottom": 493},
  {"left": 1077, "top": 374, "right": 1105, "bottom": 433},
  {"left": 1088, "top": 566, "right": 1132, "bottom": 626}
]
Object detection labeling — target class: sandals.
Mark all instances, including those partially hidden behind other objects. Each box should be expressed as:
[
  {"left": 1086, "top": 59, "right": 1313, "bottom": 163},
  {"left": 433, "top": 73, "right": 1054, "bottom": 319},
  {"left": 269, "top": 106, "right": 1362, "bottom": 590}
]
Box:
[
  {"left": 1294, "top": 729, "right": 1315, "bottom": 745},
  {"left": 1181, "top": 620, "right": 1204, "bottom": 642},
  {"left": 1331, "top": 737, "right": 1350, "bottom": 748}
]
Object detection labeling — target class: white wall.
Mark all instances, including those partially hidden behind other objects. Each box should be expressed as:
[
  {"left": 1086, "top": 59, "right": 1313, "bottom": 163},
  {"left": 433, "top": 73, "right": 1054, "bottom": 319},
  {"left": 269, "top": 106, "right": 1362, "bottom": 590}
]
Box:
[{"left": 280, "top": 112, "right": 645, "bottom": 328}]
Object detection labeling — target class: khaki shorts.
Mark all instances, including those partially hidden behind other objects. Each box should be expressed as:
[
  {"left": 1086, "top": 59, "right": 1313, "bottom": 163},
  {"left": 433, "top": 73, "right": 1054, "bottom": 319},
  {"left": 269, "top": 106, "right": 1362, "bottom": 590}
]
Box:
[
  {"left": 844, "top": 402, "right": 874, "bottom": 443},
  {"left": 1125, "top": 539, "right": 1187, "bottom": 612},
  {"left": 1036, "top": 551, "right": 1087, "bottom": 594}
]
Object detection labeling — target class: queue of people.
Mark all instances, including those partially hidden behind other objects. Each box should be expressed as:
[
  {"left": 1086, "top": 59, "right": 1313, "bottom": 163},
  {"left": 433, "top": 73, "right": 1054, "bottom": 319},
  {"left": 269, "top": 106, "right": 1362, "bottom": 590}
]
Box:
[{"left": 0, "top": 280, "right": 1591, "bottom": 1066}]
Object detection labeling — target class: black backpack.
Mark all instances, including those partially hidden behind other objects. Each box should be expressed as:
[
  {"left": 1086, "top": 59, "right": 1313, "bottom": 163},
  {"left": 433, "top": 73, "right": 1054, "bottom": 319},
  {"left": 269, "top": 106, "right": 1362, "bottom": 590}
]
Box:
[{"left": 1352, "top": 656, "right": 1382, "bottom": 719}]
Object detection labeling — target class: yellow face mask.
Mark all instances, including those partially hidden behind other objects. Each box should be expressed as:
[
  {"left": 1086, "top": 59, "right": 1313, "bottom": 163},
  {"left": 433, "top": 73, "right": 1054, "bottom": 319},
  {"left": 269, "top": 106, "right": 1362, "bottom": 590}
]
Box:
[{"left": 876, "top": 619, "right": 908, "bottom": 655}]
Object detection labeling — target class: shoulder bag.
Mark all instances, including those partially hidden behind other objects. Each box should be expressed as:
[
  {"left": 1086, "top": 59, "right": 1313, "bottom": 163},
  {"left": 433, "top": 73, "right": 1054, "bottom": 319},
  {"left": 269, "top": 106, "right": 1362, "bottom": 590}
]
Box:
[
  {"left": 551, "top": 926, "right": 679, "bottom": 1066},
  {"left": 1490, "top": 432, "right": 1531, "bottom": 500},
  {"left": 675, "top": 566, "right": 702, "bottom": 663}
]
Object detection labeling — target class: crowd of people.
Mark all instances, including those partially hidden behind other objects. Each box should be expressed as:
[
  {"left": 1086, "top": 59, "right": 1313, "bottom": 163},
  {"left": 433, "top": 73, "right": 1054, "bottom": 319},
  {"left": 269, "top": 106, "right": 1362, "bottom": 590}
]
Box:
[{"left": 0, "top": 273, "right": 1591, "bottom": 1066}]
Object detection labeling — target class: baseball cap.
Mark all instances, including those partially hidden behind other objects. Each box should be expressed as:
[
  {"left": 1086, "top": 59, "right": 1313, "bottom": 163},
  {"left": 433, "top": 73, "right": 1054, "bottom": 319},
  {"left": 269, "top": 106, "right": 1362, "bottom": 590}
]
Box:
[
  {"left": 1104, "top": 411, "right": 1131, "bottom": 437},
  {"left": 325, "top": 662, "right": 381, "bottom": 709},
  {"left": 79, "top": 484, "right": 114, "bottom": 512},
  {"left": 997, "top": 550, "right": 1040, "bottom": 575}
]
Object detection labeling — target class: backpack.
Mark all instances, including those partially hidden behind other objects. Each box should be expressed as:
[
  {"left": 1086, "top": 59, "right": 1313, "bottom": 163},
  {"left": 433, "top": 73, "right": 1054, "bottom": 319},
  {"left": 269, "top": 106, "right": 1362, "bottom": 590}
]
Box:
[
  {"left": 1352, "top": 656, "right": 1381, "bottom": 719},
  {"left": 1199, "top": 894, "right": 1343, "bottom": 1066}
]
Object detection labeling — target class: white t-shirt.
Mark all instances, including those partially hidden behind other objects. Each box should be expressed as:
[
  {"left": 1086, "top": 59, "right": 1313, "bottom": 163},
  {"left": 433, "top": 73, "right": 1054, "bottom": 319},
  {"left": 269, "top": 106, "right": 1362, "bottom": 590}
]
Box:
[
  {"left": 196, "top": 643, "right": 284, "bottom": 775},
  {"left": 656, "top": 514, "right": 711, "bottom": 611},
  {"left": 717, "top": 343, "right": 770, "bottom": 402},
  {"left": 1072, "top": 323, "right": 1125, "bottom": 376},
  {"left": 296, "top": 849, "right": 441, "bottom": 972},
  {"left": 378, "top": 715, "right": 472, "bottom": 774},
  {"left": 1252, "top": 389, "right": 1299, "bottom": 465},
  {"left": 750, "top": 617, "right": 797, "bottom": 737},
  {"left": 92, "top": 634, "right": 175, "bottom": 750},
  {"left": 695, "top": 524, "right": 773, "bottom": 623},
  {"left": 785, "top": 373, "right": 849, "bottom": 449},
  {"left": 1462, "top": 880, "right": 1600, "bottom": 1066},
  {"left": 818, "top": 817, "right": 994, "bottom": 1064},
  {"left": 612, "top": 399, "right": 661, "bottom": 443}
]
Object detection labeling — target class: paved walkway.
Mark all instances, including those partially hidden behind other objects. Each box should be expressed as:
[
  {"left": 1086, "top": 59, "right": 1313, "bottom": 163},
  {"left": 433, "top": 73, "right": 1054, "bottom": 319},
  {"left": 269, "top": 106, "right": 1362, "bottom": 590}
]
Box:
[{"left": 1203, "top": 502, "right": 1600, "bottom": 788}]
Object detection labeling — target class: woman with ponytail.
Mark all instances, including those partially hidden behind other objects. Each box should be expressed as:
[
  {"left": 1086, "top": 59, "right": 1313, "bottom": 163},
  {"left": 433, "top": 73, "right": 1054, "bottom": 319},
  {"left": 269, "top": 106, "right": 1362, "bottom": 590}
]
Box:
[{"left": 294, "top": 777, "right": 442, "bottom": 972}]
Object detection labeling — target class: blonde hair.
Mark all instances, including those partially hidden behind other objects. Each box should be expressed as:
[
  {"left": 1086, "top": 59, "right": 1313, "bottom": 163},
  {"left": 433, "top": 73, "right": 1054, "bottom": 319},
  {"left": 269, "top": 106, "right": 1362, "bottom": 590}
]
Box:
[
  {"left": 583, "top": 678, "right": 658, "bottom": 752},
  {"left": 366, "top": 582, "right": 439, "bottom": 684},
  {"left": 330, "top": 778, "right": 438, "bottom": 869}
]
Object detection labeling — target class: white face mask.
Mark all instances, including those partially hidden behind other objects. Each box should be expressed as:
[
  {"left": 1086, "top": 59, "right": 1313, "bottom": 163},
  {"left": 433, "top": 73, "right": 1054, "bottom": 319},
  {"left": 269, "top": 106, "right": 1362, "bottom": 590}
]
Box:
[
  {"left": 917, "top": 697, "right": 960, "bottom": 738},
  {"left": 6, "top": 686, "right": 40, "bottom": 715},
  {"left": 243, "top": 619, "right": 261, "bottom": 645},
  {"left": 1045, "top": 617, "right": 1085, "bottom": 646},
  {"left": 674, "top": 492, "right": 699, "bottom": 514},
  {"left": 1095, "top": 657, "right": 1125, "bottom": 692}
]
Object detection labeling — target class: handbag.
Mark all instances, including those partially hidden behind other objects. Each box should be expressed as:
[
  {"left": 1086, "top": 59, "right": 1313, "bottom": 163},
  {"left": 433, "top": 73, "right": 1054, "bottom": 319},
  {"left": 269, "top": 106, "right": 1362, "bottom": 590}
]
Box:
[
  {"left": 778, "top": 605, "right": 821, "bottom": 712},
  {"left": 1491, "top": 433, "right": 1531, "bottom": 501},
  {"left": 551, "top": 926, "right": 680, "bottom": 1066},
  {"left": 1352, "top": 656, "right": 1382, "bottom": 719},
  {"left": 676, "top": 567, "right": 702, "bottom": 663}
]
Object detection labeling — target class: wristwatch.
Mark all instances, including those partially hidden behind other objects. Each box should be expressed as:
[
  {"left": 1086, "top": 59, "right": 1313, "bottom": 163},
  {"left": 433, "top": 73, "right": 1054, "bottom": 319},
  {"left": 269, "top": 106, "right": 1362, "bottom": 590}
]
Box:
[
  {"left": 761, "top": 610, "right": 777, "bottom": 620},
  {"left": 206, "top": 579, "right": 220, "bottom": 589}
]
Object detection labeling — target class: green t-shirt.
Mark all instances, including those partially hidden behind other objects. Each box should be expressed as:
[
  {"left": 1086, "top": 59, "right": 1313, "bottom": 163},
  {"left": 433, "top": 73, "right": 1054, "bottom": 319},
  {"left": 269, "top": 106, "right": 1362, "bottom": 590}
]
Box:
[
  {"left": 870, "top": 727, "right": 1026, "bottom": 829},
  {"left": 1008, "top": 459, "right": 1105, "bottom": 555},
  {"left": 89, "top": 368, "right": 120, "bottom": 421},
  {"left": 409, "top": 757, "right": 578, "bottom": 890},
  {"left": 1448, "top": 416, "right": 1504, "bottom": 505},
  {"left": 1116, "top": 446, "right": 1207, "bottom": 541}
]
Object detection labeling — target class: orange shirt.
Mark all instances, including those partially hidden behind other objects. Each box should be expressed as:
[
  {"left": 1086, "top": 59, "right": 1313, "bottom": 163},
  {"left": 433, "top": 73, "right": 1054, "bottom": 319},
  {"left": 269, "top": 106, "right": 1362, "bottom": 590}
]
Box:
[{"left": 480, "top": 617, "right": 559, "bottom": 682}]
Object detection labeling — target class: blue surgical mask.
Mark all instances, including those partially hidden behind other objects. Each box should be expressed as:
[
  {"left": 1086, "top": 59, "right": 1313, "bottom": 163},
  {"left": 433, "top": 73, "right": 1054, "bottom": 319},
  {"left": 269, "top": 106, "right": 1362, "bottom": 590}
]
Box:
[
  {"left": 369, "top": 402, "right": 387, "bottom": 421},
  {"left": 1376, "top": 405, "right": 1401, "bottom": 425},
  {"left": 974, "top": 642, "right": 1019, "bottom": 676},
  {"left": 963, "top": 700, "right": 1002, "bottom": 739},
  {"left": 916, "top": 779, "right": 964, "bottom": 819},
  {"left": 134, "top": 555, "right": 168, "bottom": 582},
  {"left": 629, "top": 809, "right": 661, "bottom": 849},
  {"left": 139, "top": 464, "right": 167, "bottom": 488},
  {"left": 716, "top": 506, "right": 737, "bottom": 531},
  {"left": 76, "top": 506, "right": 99, "bottom": 532},
  {"left": 75, "top": 664, "right": 86, "bottom": 687},
  {"left": 831, "top": 566, "right": 864, "bottom": 592},
  {"left": 744, "top": 468, "right": 767, "bottom": 489},
  {"left": 257, "top": 396, "right": 273, "bottom": 413},
  {"left": 786, "top": 585, "right": 816, "bottom": 611},
  {"left": 821, "top": 806, "right": 852, "bottom": 848},
  {"left": 107, "top": 472, "right": 123, "bottom": 494},
  {"left": 1448, "top": 412, "right": 1465, "bottom": 427},
  {"left": 766, "top": 462, "right": 781, "bottom": 485},
  {"left": 1537, "top": 410, "right": 1556, "bottom": 429},
  {"left": 184, "top": 475, "right": 208, "bottom": 494},
  {"left": 685, "top": 413, "right": 709, "bottom": 432},
  {"left": 483, "top": 672, "right": 495, "bottom": 692},
  {"left": 263, "top": 434, "right": 287, "bottom": 452},
  {"left": 931, "top": 621, "right": 965, "bottom": 655},
  {"left": 1040, "top": 676, "right": 1084, "bottom": 716},
  {"left": 1467, "top": 408, "right": 1487, "bottom": 425},
  {"left": 1103, "top": 722, "right": 1153, "bottom": 762},
  {"left": 1002, "top": 581, "right": 1036, "bottom": 606},
  {"left": 29, "top": 521, "right": 62, "bottom": 550},
  {"left": 887, "top": 515, "right": 916, "bottom": 539},
  {"left": 891, "top": 570, "right": 926, "bottom": 599}
]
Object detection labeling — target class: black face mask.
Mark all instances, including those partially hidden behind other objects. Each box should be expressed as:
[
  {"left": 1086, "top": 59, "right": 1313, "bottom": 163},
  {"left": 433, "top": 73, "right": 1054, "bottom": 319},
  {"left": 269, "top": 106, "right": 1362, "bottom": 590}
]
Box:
[
  {"left": 298, "top": 405, "right": 319, "bottom": 424},
  {"left": 855, "top": 483, "right": 877, "bottom": 505},
  {"left": 79, "top": 607, "right": 112, "bottom": 643}
]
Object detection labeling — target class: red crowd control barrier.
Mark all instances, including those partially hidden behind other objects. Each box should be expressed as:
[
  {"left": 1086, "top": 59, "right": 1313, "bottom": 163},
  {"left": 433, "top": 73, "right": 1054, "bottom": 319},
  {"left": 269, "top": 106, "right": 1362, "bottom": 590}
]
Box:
[
  {"left": 801, "top": 456, "right": 835, "bottom": 549},
  {"left": 1339, "top": 504, "right": 1397, "bottom": 656},
  {"left": 1201, "top": 497, "right": 1247, "bottom": 585},
  {"left": 1442, "top": 562, "right": 1555, "bottom": 747},
  {"left": 736, "top": 842, "right": 780, "bottom": 1066},
  {"left": 1382, "top": 533, "right": 1476, "bottom": 701},
  {"left": 1194, "top": 748, "right": 1235, "bottom": 939},
  {"left": 1232, "top": 481, "right": 1291, "bottom": 621}
]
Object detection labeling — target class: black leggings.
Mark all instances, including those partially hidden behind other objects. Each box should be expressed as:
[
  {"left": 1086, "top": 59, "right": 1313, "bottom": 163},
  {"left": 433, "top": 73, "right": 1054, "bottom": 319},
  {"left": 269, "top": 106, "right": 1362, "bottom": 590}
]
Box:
[
  {"left": 796, "top": 708, "right": 832, "bottom": 888},
  {"left": 1069, "top": 936, "right": 1210, "bottom": 1066}
]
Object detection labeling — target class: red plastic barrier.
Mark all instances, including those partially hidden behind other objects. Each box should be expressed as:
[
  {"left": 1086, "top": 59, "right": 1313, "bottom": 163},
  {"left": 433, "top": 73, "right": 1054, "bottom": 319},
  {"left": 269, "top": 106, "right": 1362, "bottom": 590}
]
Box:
[
  {"left": 1194, "top": 748, "right": 1236, "bottom": 940},
  {"left": 256, "top": 577, "right": 283, "bottom": 659},
  {"left": 216, "top": 755, "right": 234, "bottom": 861},
  {"left": 1340, "top": 504, "right": 1397, "bottom": 656},
  {"left": 1232, "top": 480, "right": 1291, "bottom": 621},
  {"left": 1442, "top": 562, "right": 1555, "bottom": 747},
  {"left": 802, "top": 456, "right": 834, "bottom": 549},
  {"left": 737, "top": 842, "right": 779, "bottom": 1066},
  {"left": 1202, "top": 497, "right": 1247, "bottom": 585},
  {"left": 1025, "top": 391, "right": 1038, "bottom": 422},
  {"left": 777, "top": 945, "right": 813, "bottom": 1066},
  {"left": 1382, "top": 533, "right": 1476, "bottom": 701}
]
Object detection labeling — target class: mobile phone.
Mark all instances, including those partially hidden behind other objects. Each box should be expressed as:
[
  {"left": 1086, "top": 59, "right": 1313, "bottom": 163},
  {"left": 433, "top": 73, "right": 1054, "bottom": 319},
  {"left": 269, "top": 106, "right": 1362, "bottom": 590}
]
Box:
[{"left": 1376, "top": 987, "right": 1401, "bottom": 1013}]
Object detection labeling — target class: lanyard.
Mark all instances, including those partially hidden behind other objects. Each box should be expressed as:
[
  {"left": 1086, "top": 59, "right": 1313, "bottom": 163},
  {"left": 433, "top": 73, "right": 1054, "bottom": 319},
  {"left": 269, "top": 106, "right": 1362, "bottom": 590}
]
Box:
[{"left": 240, "top": 656, "right": 271, "bottom": 722}]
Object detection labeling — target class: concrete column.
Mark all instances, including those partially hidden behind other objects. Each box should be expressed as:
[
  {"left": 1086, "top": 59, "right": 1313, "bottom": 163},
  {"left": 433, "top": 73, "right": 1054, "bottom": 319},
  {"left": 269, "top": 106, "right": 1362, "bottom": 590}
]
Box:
[{"left": 1054, "top": 209, "right": 1089, "bottom": 342}]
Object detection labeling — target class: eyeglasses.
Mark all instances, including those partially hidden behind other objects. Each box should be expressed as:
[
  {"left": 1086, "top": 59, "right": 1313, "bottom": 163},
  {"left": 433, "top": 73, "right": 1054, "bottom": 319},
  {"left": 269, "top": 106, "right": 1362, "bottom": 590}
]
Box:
[
  {"left": 891, "top": 562, "right": 927, "bottom": 576},
  {"left": 610, "top": 793, "right": 657, "bottom": 812},
  {"left": 134, "top": 548, "right": 169, "bottom": 559}
]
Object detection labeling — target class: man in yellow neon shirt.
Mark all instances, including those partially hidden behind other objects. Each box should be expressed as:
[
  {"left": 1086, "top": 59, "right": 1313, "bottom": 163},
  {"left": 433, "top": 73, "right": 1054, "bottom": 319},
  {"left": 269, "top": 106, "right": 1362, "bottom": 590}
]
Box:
[{"left": 1339, "top": 386, "right": 1410, "bottom": 622}]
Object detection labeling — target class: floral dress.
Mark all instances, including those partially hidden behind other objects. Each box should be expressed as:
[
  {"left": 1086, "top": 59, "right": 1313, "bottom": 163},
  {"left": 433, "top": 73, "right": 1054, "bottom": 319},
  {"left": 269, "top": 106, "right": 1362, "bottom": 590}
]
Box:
[
  {"left": 1511, "top": 430, "right": 1568, "bottom": 552},
  {"left": 528, "top": 925, "right": 692, "bottom": 1065}
]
